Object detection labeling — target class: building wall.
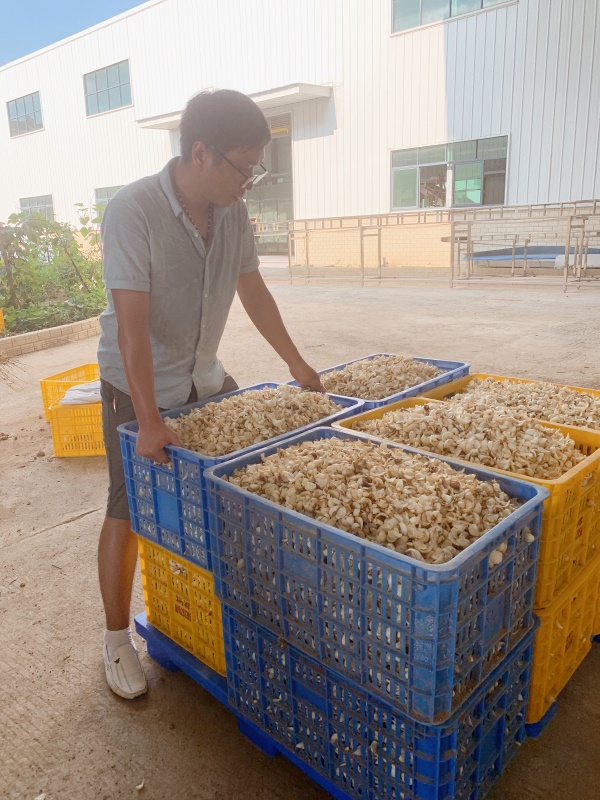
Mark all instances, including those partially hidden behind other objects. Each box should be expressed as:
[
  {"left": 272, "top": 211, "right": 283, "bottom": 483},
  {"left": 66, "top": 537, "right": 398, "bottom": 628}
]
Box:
[
  {"left": 0, "top": 0, "right": 598, "bottom": 228},
  {"left": 291, "top": 0, "right": 600, "bottom": 218}
]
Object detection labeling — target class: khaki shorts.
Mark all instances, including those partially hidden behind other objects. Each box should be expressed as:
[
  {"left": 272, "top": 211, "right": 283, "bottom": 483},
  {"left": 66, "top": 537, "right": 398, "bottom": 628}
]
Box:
[{"left": 101, "top": 375, "right": 239, "bottom": 520}]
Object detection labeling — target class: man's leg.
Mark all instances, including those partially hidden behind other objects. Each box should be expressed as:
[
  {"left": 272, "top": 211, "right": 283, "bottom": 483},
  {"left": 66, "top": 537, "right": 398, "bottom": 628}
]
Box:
[
  {"left": 99, "top": 380, "right": 147, "bottom": 699},
  {"left": 98, "top": 517, "right": 139, "bottom": 631}
]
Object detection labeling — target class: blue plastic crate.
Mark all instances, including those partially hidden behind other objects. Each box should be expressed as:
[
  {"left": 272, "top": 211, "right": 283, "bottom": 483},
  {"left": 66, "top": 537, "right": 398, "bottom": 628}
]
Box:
[
  {"left": 119, "top": 383, "right": 363, "bottom": 570},
  {"left": 290, "top": 354, "right": 470, "bottom": 409},
  {"left": 223, "top": 607, "right": 538, "bottom": 800},
  {"left": 204, "top": 427, "right": 548, "bottom": 723}
]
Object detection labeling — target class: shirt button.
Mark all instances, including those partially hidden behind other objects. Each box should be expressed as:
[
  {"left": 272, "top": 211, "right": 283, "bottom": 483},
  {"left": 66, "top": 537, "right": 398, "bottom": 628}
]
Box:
[{"left": 194, "top": 232, "right": 199, "bottom": 238}]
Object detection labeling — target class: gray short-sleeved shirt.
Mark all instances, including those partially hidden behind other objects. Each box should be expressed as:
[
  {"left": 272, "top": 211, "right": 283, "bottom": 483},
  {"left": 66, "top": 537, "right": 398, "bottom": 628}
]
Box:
[{"left": 97, "top": 157, "right": 259, "bottom": 409}]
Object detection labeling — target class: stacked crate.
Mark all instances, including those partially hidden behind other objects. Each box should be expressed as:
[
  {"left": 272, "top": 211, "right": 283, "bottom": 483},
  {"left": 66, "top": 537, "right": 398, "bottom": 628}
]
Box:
[
  {"left": 421, "top": 375, "right": 600, "bottom": 733},
  {"left": 336, "top": 374, "right": 600, "bottom": 733},
  {"left": 203, "top": 426, "right": 546, "bottom": 800},
  {"left": 40, "top": 364, "right": 105, "bottom": 457},
  {"left": 126, "top": 359, "right": 565, "bottom": 800},
  {"left": 125, "top": 365, "right": 468, "bottom": 679},
  {"left": 137, "top": 537, "right": 227, "bottom": 676},
  {"left": 121, "top": 382, "right": 363, "bottom": 676},
  {"left": 121, "top": 358, "right": 559, "bottom": 798}
]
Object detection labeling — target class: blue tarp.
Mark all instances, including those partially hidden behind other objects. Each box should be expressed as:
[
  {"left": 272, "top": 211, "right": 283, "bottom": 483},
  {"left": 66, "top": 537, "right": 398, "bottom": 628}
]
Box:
[{"left": 467, "top": 246, "right": 600, "bottom": 262}]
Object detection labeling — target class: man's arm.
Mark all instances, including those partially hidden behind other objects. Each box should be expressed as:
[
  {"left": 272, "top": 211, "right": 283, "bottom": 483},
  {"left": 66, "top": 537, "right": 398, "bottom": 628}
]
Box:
[
  {"left": 237, "top": 270, "right": 324, "bottom": 391},
  {"left": 112, "top": 289, "right": 181, "bottom": 463}
]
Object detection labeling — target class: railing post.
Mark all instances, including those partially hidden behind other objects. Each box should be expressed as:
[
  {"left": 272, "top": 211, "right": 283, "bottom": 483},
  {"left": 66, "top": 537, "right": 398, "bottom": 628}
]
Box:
[
  {"left": 511, "top": 236, "right": 517, "bottom": 277},
  {"left": 449, "top": 219, "right": 455, "bottom": 288},
  {"left": 563, "top": 216, "right": 572, "bottom": 293},
  {"left": 305, "top": 230, "right": 310, "bottom": 280},
  {"left": 287, "top": 226, "right": 294, "bottom": 285},
  {"left": 467, "top": 222, "right": 474, "bottom": 279},
  {"left": 359, "top": 218, "right": 365, "bottom": 286}
]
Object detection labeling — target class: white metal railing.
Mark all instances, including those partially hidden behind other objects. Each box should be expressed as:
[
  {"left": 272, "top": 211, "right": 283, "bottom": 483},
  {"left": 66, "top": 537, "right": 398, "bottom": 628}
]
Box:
[
  {"left": 252, "top": 199, "right": 599, "bottom": 237},
  {"left": 251, "top": 200, "right": 600, "bottom": 290}
]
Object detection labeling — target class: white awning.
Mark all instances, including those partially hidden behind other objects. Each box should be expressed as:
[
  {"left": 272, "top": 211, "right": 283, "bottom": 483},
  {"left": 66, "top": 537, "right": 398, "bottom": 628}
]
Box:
[
  {"left": 249, "top": 82, "right": 331, "bottom": 110},
  {"left": 136, "top": 83, "right": 331, "bottom": 130},
  {"left": 136, "top": 111, "right": 182, "bottom": 130}
]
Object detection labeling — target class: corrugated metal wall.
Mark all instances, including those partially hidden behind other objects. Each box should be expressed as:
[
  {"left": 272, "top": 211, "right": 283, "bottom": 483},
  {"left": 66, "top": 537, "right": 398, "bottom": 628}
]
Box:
[
  {"left": 292, "top": 0, "right": 600, "bottom": 217},
  {"left": 0, "top": 0, "right": 598, "bottom": 225}
]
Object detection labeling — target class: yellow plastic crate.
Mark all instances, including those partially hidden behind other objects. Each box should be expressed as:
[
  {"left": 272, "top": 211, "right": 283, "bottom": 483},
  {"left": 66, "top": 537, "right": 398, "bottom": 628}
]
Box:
[
  {"left": 40, "top": 363, "right": 100, "bottom": 421},
  {"left": 48, "top": 401, "right": 105, "bottom": 457},
  {"left": 137, "top": 538, "right": 226, "bottom": 676},
  {"left": 527, "top": 551, "right": 600, "bottom": 725},
  {"left": 421, "top": 372, "right": 600, "bottom": 431},
  {"left": 334, "top": 397, "right": 600, "bottom": 608},
  {"left": 0, "top": 308, "right": 5, "bottom": 332}
]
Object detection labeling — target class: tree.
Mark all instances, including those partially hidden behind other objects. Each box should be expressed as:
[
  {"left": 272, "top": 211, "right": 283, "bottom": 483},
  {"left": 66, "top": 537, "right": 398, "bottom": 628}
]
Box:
[{"left": 0, "top": 206, "right": 106, "bottom": 334}]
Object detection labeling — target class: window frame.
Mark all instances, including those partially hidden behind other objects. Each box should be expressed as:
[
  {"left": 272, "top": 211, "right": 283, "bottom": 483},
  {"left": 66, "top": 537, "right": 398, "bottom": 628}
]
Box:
[
  {"left": 6, "top": 91, "right": 44, "bottom": 138},
  {"left": 94, "top": 185, "right": 125, "bottom": 214},
  {"left": 417, "top": 161, "right": 449, "bottom": 208},
  {"left": 451, "top": 159, "right": 485, "bottom": 208},
  {"left": 19, "top": 194, "right": 54, "bottom": 220},
  {"left": 390, "top": 136, "right": 509, "bottom": 211},
  {"left": 391, "top": 165, "right": 420, "bottom": 211},
  {"left": 83, "top": 59, "right": 133, "bottom": 118},
  {"left": 391, "top": 0, "right": 517, "bottom": 37}
]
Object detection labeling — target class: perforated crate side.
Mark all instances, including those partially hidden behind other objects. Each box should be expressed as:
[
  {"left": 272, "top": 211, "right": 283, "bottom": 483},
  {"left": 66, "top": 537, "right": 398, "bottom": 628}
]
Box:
[
  {"left": 48, "top": 401, "right": 105, "bottom": 457},
  {"left": 205, "top": 427, "right": 547, "bottom": 723},
  {"left": 137, "top": 537, "right": 226, "bottom": 676},
  {"left": 223, "top": 606, "right": 537, "bottom": 800},
  {"left": 527, "top": 551, "right": 600, "bottom": 725}
]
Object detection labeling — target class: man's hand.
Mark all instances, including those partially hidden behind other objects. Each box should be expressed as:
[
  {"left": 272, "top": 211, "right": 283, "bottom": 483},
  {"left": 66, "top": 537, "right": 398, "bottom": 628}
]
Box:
[
  {"left": 290, "top": 360, "right": 325, "bottom": 392},
  {"left": 136, "top": 420, "right": 182, "bottom": 464}
]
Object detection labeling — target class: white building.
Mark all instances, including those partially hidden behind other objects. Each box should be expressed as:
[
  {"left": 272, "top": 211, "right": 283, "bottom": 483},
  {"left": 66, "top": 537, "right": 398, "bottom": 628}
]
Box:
[{"left": 1, "top": 0, "right": 599, "bottom": 244}]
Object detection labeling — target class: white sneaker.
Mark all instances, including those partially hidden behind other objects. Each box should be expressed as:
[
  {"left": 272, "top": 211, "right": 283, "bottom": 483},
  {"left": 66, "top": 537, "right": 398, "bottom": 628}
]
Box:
[{"left": 103, "top": 641, "right": 148, "bottom": 699}]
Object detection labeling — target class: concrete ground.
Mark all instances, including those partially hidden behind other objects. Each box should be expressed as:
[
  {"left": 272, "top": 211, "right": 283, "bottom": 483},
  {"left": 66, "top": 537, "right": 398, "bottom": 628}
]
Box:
[{"left": 1, "top": 282, "right": 599, "bottom": 800}]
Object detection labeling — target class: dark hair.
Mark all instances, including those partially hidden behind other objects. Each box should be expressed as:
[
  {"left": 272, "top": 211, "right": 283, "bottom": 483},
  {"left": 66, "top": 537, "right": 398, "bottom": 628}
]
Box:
[{"left": 180, "top": 89, "right": 271, "bottom": 161}]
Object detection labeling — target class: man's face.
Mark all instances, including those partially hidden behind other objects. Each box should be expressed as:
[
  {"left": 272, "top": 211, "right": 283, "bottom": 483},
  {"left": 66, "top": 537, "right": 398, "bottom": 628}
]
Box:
[{"left": 203, "top": 145, "right": 265, "bottom": 207}]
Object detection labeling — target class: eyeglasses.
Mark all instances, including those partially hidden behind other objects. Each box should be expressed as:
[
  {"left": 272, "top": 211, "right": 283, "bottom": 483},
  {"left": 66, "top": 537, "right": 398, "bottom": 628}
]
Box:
[{"left": 210, "top": 145, "right": 269, "bottom": 189}]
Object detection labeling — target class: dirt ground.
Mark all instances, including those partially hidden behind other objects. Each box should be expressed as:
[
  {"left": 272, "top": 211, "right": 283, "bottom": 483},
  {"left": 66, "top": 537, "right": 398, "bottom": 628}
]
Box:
[{"left": 1, "top": 282, "right": 599, "bottom": 800}]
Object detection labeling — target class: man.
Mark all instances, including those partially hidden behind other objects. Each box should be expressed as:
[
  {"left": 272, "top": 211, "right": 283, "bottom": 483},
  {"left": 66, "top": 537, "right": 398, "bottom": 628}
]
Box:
[{"left": 97, "top": 89, "right": 323, "bottom": 700}]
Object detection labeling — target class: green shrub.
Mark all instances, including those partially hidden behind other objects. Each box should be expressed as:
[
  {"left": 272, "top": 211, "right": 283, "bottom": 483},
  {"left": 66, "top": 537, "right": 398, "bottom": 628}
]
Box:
[{"left": 0, "top": 206, "right": 106, "bottom": 335}]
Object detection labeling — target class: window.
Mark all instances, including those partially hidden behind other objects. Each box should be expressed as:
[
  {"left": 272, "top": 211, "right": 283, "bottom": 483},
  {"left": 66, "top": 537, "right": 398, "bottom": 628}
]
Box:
[
  {"left": 391, "top": 136, "right": 507, "bottom": 209},
  {"left": 95, "top": 185, "right": 125, "bottom": 213},
  {"left": 7, "top": 91, "right": 43, "bottom": 137},
  {"left": 419, "top": 164, "right": 448, "bottom": 207},
  {"left": 84, "top": 60, "right": 132, "bottom": 116},
  {"left": 453, "top": 163, "right": 483, "bottom": 205},
  {"left": 393, "top": 0, "right": 508, "bottom": 33},
  {"left": 20, "top": 195, "right": 54, "bottom": 219},
  {"left": 391, "top": 146, "right": 449, "bottom": 208},
  {"left": 392, "top": 168, "right": 418, "bottom": 208}
]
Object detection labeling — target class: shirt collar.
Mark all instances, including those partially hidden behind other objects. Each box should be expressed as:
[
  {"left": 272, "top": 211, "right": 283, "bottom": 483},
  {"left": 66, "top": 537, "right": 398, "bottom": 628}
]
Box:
[{"left": 159, "top": 157, "right": 184, "bottom": 217}]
